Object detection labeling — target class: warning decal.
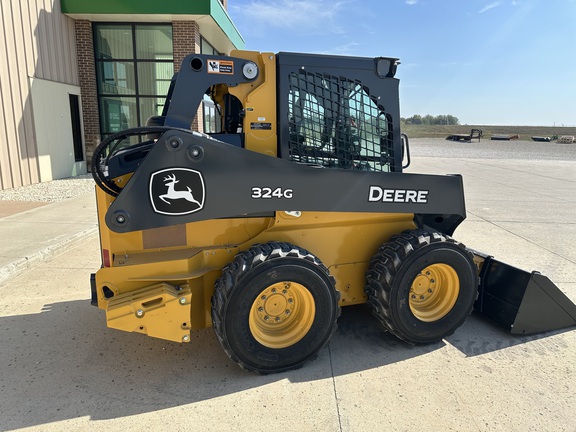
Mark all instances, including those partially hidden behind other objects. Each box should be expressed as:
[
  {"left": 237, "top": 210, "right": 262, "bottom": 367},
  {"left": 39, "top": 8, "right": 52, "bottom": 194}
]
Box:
[{"left": 207, "top": 60, "right": 234, "bottom": 74}]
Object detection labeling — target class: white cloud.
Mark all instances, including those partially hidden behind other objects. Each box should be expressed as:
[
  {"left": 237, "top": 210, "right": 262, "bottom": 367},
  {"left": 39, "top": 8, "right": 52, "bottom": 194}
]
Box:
[
  {"left": 406, "top": 0, "right": 418, "bottom": 4},
  {"left": 479, "top": 2, "right": 501, "bottom": 13}
]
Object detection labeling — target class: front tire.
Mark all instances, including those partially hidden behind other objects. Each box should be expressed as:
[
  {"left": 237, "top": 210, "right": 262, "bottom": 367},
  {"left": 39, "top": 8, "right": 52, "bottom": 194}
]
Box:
[
  {"left": 365, "top": 230, "right": 478, "bottom": 344},
  {"left": 212, "top": 242, "right": 340, "bottom": 374}
]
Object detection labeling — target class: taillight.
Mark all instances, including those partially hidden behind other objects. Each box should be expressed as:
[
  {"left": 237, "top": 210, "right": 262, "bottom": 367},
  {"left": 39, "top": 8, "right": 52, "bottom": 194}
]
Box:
[{"left": 103, "top": 249, "right": 111, "bottom": 267}]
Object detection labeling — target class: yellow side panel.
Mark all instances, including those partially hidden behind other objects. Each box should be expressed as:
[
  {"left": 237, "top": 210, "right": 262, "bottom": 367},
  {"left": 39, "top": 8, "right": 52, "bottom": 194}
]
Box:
[
  {"left": 229, "top": 50, "right": 277, "bottom": 156},
  {"left": 96, "top": 248, "right": 236, "bottom": 331},
  {"left": 106, "top": 283, "right": 192, "bottom": 343},
  {"left": 96, "top": 186, "right": 143, "bottom": 255}
]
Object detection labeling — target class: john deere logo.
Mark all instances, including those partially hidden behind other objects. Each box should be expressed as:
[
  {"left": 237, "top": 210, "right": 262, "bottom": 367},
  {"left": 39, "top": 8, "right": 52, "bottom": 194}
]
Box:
[{"left": 149, "top": 168, "right": 205, "bottom": 215}]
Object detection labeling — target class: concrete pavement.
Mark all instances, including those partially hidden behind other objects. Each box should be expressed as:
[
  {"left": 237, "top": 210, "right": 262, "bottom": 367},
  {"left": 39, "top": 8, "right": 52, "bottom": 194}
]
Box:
[
  {"left": 0, "top": 193, "right": 97, "bottom": 285},
  {"left": 1, "top": 151, "right": 575, "bottom": 431}
]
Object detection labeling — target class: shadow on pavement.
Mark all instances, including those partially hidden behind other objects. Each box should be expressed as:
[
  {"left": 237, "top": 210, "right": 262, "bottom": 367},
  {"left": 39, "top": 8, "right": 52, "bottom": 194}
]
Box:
[
  {"left": 446, "top": 312, "right": 572, "bottom": 357},
  {"left": 1, "top": 300, "right": 568, "bottom": 430},
  {"left": 0, "top": 300, "right": 433, "bottom": 429}
]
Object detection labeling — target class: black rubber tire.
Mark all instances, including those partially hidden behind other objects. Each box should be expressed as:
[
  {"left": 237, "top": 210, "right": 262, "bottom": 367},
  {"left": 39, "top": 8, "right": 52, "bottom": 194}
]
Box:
[
  {"left": 365, "top": 230, "right": 478, "bottom": 344},
  {"left": 212, "top": 242, "right": 341, "bottom": 374}
]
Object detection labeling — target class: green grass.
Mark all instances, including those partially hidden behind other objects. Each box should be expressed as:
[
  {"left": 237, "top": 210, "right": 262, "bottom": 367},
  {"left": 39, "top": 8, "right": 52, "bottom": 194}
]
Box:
[{"left": 401, "top": 124, "right": 576, "bottom": 140}]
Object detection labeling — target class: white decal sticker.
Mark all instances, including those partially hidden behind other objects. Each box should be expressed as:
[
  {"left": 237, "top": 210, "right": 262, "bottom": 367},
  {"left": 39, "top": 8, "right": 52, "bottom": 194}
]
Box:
[
  {"left": 150, "top": 168, "right": 205, "bottom": 215},
  {"left": 368, "top": 186, "right": 428, "bottom": 203},
  {"left": 251, "top": 187, "right": 293, "bottom": 199}
]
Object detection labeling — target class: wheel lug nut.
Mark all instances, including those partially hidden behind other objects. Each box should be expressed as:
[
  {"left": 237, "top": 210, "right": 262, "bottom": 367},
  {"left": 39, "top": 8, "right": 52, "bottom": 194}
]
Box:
[
  {"left": 420, "top": 295, "right": 425, "bottom": 300},
  {"left": 428, "top": 289, "right": 433, "bottom": 293},
  {"left": 282, "top": 290, "right": 287, "bottom": 294},
  {"left": 261, "top": 295, "right": 267, "bottom": 300},
  {"left": 275, "top": 317, "right": 280, "bottom": 322},
  {"left": 288, "top": 298, "right": 293, "bottom": 303},
  {"left": 411, "top": 294, "right": 416, "bottom": 299},
  {"left": 264, "top": 316, "right": 269, "bottom": 321},
  {"left": 285, "top": 310, "right": 290, "bottom": 315},
  {"left": 258, "top": 307, "right": 264, "bottom": 312},
  {"left": 430, "top": 279, "right": 435, "bottom": 283},
  {"left": 271, "top": 288, "right": 276, "bottom": 293}
]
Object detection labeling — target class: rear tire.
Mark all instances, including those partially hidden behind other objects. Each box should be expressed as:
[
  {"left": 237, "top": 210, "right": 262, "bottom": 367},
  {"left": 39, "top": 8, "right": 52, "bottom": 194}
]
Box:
[
  {"left": 365, "top": 230, "right": 478, "bottom": 344},
  {"left": 212, "top": 242, "right": 340, "bottom": 374}
]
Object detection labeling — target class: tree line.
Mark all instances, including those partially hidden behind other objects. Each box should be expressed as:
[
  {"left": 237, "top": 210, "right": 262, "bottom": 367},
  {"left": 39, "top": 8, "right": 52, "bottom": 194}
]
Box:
[{"left": 402, "top": 114, "right": 460, "bottom": 125}]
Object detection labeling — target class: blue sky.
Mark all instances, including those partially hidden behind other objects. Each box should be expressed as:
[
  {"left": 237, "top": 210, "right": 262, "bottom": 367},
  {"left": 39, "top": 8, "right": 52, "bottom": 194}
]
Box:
[{"left": 228, "top": 0, "right": 576, "bottom": 126}]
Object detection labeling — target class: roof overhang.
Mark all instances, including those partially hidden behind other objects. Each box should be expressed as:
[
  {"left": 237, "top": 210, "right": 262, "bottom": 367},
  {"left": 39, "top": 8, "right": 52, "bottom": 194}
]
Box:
[{"left": 61, "top": 0, "right": 244, "bottom": 53}]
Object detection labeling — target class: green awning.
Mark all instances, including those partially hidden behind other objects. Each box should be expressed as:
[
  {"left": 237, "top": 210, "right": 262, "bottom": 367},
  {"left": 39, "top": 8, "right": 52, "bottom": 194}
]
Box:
[{"left": 61, "top": 0, "right": 244, "bottom": 53}]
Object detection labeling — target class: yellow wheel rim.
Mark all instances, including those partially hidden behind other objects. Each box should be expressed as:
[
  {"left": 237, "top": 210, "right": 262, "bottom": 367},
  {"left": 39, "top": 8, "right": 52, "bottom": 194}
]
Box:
[
  {"left": 409, "top": 263, "right": 460, "bottom": 322},
  {"left": 249, "top": 281, "right": 316, "bottom": 349}
]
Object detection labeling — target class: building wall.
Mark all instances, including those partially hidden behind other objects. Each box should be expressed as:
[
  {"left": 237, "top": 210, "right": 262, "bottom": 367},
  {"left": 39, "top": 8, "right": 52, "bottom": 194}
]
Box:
[
  {"left": 0, "top": 0, "right": 79, "bottom": 190},
  {"left": 173, "top": 21, "right": 202, "bottom": 132},
  {"left": 74, "top": 20, "right": 100, "bottom": 163},
  {"left": 0, "top": 1, "right": 238, "bottom": 189},
  {"left": 30, "top": 78, "right": 85, "bottom": 181}
]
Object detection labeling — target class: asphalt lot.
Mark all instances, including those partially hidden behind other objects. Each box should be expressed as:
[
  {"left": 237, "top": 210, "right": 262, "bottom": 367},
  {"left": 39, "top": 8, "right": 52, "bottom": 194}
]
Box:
[{"left": 1, "top": 139, "right": 575, "bottom": 431}]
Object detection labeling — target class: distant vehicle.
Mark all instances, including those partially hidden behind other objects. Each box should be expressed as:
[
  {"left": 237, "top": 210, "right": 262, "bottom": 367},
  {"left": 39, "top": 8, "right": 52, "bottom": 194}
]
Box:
[
  {"left": 531, "top": 136, "right": 552, "bottom": 142},
  {"left": 491, "top": 134, "right": 519, "bottom": 141},
  {"left": 445, "top": 128, "right": 483, "bottom": 142}
]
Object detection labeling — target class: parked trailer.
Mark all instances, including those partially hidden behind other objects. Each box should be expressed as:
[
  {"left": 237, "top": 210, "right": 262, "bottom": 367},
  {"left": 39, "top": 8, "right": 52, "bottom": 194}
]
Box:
[{"left": 446, "top": 128, "right": 483, "bottom": 142}]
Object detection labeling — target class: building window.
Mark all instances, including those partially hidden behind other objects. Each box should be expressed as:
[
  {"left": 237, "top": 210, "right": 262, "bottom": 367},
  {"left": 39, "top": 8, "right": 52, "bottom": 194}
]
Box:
[
  {"left": 200, "top": 36, "right": 221, "bottom": 133},
  {"left": 203, "top": 97, "right": 220, "bottom": 133},
  {"left": 94, "top": 24, "right": 174, "bottom": 138},
  {"left": 201, "top": 37, "right": 219, "bottom": 55}
]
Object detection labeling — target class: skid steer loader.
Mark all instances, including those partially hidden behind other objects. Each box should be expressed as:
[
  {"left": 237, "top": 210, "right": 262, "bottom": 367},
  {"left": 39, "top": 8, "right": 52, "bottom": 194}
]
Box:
[{"left": 90, "top": 50, "right": 576, "bottom": 374}]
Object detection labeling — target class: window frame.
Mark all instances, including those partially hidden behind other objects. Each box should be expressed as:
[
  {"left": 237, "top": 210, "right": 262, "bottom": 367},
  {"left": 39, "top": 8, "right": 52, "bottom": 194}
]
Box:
[{"left": 93, "top": 23, "right": 174, "bottom": 139}]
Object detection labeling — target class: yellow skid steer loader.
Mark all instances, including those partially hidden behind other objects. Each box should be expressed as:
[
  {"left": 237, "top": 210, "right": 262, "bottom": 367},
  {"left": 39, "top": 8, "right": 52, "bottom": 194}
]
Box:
[{"left": 90, "top": 51, "right": 576, "bottom": 374}]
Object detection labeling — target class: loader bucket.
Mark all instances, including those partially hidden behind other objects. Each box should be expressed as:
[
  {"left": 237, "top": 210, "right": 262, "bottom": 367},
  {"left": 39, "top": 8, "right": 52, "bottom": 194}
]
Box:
[{"left": 474, "top": 256, "right": 576, "bottom": 335}]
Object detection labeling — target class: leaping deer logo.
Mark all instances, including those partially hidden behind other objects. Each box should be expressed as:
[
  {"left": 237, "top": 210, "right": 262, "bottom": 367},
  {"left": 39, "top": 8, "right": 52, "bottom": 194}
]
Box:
[
  {"left": 159, "top": 173, "right": 202, "bottom": 207},
  {"left": 149, "top": 168, "right": 205, "bottom": 215}
]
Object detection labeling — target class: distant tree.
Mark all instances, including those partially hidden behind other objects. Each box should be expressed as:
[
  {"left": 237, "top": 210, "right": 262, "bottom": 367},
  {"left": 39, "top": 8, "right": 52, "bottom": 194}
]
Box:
[
  {"left": 435, "top": 115, "right": 445, "bottom": 125},
  {"left": 408, "top": 114, "right": 423, "bottom": 125},
  {"left": 422, "top": 114, "right": 434, "bottom": 125},
  {"left": 446, "top": 114, "right": 459, "bottom": 125},
  {"left": 403, "top": 114, "right": 460, "bottom": 125}
]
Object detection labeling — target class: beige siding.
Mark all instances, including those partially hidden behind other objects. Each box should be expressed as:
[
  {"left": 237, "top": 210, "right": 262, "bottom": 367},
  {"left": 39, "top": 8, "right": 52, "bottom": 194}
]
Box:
[
  {"left": 0, "top": 0, "right": 79, "bottom": 190},
  {"left": 31, "top": 78, "right": 84, "bottom": 181}
]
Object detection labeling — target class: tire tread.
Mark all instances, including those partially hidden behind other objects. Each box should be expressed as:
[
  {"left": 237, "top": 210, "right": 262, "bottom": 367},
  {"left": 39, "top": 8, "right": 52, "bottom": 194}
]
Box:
[
  {"left": 212, "top": 242, "right": 340, "bottom": 374},
  {"left": 365, "top": 229, "right": 477, "bottom": 344}
]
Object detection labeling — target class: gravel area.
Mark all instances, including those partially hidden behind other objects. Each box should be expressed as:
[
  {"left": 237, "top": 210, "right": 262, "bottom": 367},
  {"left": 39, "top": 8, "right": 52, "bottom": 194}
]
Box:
[
  {"left": 409, "top": 138, "right": 576, "bottom": 160},
  {"left": 0, "top": 174, "right": 94, "bottom": 202}
]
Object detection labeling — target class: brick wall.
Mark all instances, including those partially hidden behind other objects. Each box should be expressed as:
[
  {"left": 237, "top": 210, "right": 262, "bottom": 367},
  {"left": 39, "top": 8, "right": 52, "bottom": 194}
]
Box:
[
  {"left": 173, "top": 21, "right": 203, "bottom": 132},
  {"left": 74, "top": 20, "right": 100, "bottom": 165}
]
